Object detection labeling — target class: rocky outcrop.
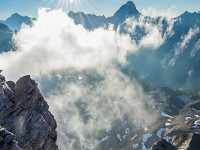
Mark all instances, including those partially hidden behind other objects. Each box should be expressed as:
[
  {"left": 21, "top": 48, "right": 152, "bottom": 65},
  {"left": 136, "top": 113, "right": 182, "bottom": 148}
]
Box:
[
  {"left": 0, "top": 73, "right": 58, "bottom": 149},
  {"left": 152, "top": 139, "right": 176, "bottom": 150},
  {"left": 152, "top": 133, "right": 200, "bottom": 150},
  {"left": 173, "top": 133, "right": 200, "bottom": 150},
  {"left": 0, "top": 126, "right": 20, "bottom": 150}
]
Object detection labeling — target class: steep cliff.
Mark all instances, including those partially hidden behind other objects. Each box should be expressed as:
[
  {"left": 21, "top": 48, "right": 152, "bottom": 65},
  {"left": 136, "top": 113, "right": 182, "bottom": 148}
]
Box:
[
  {"left": 152, "top": 133, "right": 200, "bottom": 150},
  {"left": 0, "top": 72, "right": 58, "bottom": 150}
]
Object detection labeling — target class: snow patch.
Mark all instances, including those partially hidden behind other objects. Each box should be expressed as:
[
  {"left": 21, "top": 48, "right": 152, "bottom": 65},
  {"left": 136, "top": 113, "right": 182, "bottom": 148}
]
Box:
[
  {"left": 142, "top": 142, "right": 150, "bottom": 150},
  {"left": 133, "top": 143, "right": 138, "bottom": 148},
  {"left": 143, "top": 133, "right": 152, "bottom": 142},
  {"left": 157, "top": 128, "right": 166, "bottom": 138},
  {"left": 193, "top": 119, "right": 200, "bottom": 128},
  {"left": 160, "top": 111, "right": 173, "bottom": 118},
  {"left": 106, "top": 125, "right": 112, "bottom": 133},
  {"left": 167, "top": 118, "right": 172, "bottom": 122},
  {"left": 125, "top": 128, "right": 130, "bottom": 134},
  {"left": 142, "top": 124, "right": 149, "bottom": 131},
  {"left": 117, "top": 134, "right": 122, "bottom": 143},
  {"left": 131, "top": 134, "right": 137, "bottom": 141},
  {"left": 70, "top": 139, "right": 75, "bottom": 148},
  {"left": 192, "top": 107, "right": 197, "bottom": 111},
  {"left": 165, "top": 135, "right": 176, "bottom": 143},
  {"left": 165, "top": 123, "right": 171, "bottom": 126},
  {"left": 185, "top": 117, "right": 191, "bottom": 121},
  {"left": 78, "top": 75, "right": 82, "bottom": 80}
]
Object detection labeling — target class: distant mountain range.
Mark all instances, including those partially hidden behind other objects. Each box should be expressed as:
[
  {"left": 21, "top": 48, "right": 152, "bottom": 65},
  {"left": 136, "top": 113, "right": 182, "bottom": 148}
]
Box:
[
  {"left": 68, "top": 1, "right": 140, "bottom": 30},
  {"left": 0, "top": 13, "right": 35, "bottom": 52},
  {"left": 0, "top": 13, "right": 35, "bottom": 31},
  {"left": 69, "top": 1, "right": 200, "bottom": 93},
  {"left": 0, "top": 1, "right": 200, "bottom": 93}
]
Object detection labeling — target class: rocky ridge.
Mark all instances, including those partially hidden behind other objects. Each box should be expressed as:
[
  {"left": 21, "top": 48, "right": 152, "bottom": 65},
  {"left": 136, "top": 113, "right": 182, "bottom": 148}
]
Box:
[
  {"left": 0, "top": 72, "right": 58, "bottom": 150},
  {"left": 152, "top": 133, "right": 200, "bottom": 150}
]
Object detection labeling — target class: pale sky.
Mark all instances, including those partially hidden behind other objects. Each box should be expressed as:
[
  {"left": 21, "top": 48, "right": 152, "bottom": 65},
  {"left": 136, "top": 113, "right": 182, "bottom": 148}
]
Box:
[{"left": 0, "top": 0, "right": 200, "bottom": 20}]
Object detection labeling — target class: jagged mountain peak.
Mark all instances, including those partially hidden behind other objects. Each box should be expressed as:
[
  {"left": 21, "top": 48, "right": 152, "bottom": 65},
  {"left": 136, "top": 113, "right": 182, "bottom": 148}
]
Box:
[
  {"left": 126, "top": 1, "right": 136, "bottom": 8},
  {"left": 180, "top": 11, "right": 199, "bottom": 16},
  {"left": 113, "top": 1, "right": 140, "bottom": 18},
  {"left": 1, "top": 13, "right": 35, "bottom": 31},
  {"left": 7, "top": 13, "right": 32, "bottom": 21},
  {"left": 177, "top": 10, "right": 200, "bottom": 23},
  {"left": 10, "top": 13, "right": 21, "bottom": 18}
]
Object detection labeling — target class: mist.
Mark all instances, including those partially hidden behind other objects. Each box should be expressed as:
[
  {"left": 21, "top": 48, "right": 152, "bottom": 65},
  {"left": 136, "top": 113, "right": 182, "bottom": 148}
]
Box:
[
  {"left": 0, "top": 8, "right": 184, "bottom": 149},
  {"left": 0, "top": 8, "right": 136, "bottom": 81}
]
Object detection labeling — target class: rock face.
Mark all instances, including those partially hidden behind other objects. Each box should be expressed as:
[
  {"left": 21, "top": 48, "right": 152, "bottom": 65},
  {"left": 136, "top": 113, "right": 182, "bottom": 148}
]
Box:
[
  {"left": 0, "top": 73, "right": 58, "bottom": 149},
  {"left": 173, "top": 133, "right": 200, "bottom": 150},
  {"left": 0, "top": 126, "right": 20, "bottom": 150},
  {"left": 152, "top": 133, "right": 200, "bottom": 150},
  {"left": 152, "top": 139, "right": 176, "bottom": 150},
  {"left": 112, "top": 1, "right": 140, "bottom": 18}
]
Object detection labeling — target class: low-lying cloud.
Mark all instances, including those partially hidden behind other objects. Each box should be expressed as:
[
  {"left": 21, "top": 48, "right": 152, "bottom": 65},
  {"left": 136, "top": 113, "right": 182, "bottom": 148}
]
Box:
[
  {"left": 121, "top": 15, "right": 175, "bottom": 49},
  {"left": 0, "top": 8, "right": 136, "bottom": 81},
  {"left": 142, "top": 5, "right": 179, "bottom": 18},
  {"left": 0, "top": 8, "right": 170, "bottom": 149},
  {"left": 163, "top": 27, "right": 199, "bottom": 66}
]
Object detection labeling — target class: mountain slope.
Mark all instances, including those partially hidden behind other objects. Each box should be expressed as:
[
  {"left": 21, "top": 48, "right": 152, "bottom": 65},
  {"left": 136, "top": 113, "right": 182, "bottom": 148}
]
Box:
[
  {"left": 126, "top": 11, "right": 200, "bottom": 92},
  {"left": 69, "top": 1, "right": 200, "bottom": 92},
  {"left": 0, "top": 13, "right": 35, "bottom": 31},
  {"left": 107, "top": 1, "right": 140, "bottom": 28},
  {"left": 45, "top": 70, "right": 200, "bottom": 150},
  {"left": 0, "top": 23, "right": 13, "bottom": 52},
  {"left": 68, "top": 11, "right": 107, "bottom": 30}
]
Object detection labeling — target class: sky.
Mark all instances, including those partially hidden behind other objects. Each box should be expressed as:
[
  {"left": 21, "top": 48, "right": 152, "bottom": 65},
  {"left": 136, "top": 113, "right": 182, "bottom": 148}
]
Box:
[{"left": 0, "top": 0, "right": 200, "bottom": 19}]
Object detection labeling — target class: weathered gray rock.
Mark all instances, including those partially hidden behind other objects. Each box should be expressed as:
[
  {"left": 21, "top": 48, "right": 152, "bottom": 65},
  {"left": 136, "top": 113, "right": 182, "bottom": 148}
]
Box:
[
  {"left": 173, "top": 133, "right": 200, "bottom": 150},
  {"left": 152, "top": 133, "right": 200, "bottom": 150},
  {"left": 0, "top": 126, "right": 20, "bottom": 150},
  {"left": 152, "top": 139, "right": 176, "bottom": 150},
  {"left": 0, "top": 73, "right": 58, "bottom": 150}
]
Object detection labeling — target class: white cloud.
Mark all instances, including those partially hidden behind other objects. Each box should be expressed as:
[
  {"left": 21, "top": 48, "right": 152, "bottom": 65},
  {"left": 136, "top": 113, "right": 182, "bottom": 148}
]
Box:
[
  {"left": 47, "top": 68, "right": 160, "bottom": 149},
  {"left": 122, "top": 16, "right": 175, "bottom": 49},
  {"left": 0, "top": 8, "right": 170, "bottom": 149},
  {"left": 163, "top": 27, "right": 199, "bottom": 66},
  {"left": 140, "top": 26, "right": 164, "bottom": 49},
  {"left": 0, "top": 8, "right": 136, "bottom": 81},
  {"left": 142, "top": 5, "right": 179, "bottom": 18},
  {"left": 190, "top": 39, "right": 200, "bottom": 57}
]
